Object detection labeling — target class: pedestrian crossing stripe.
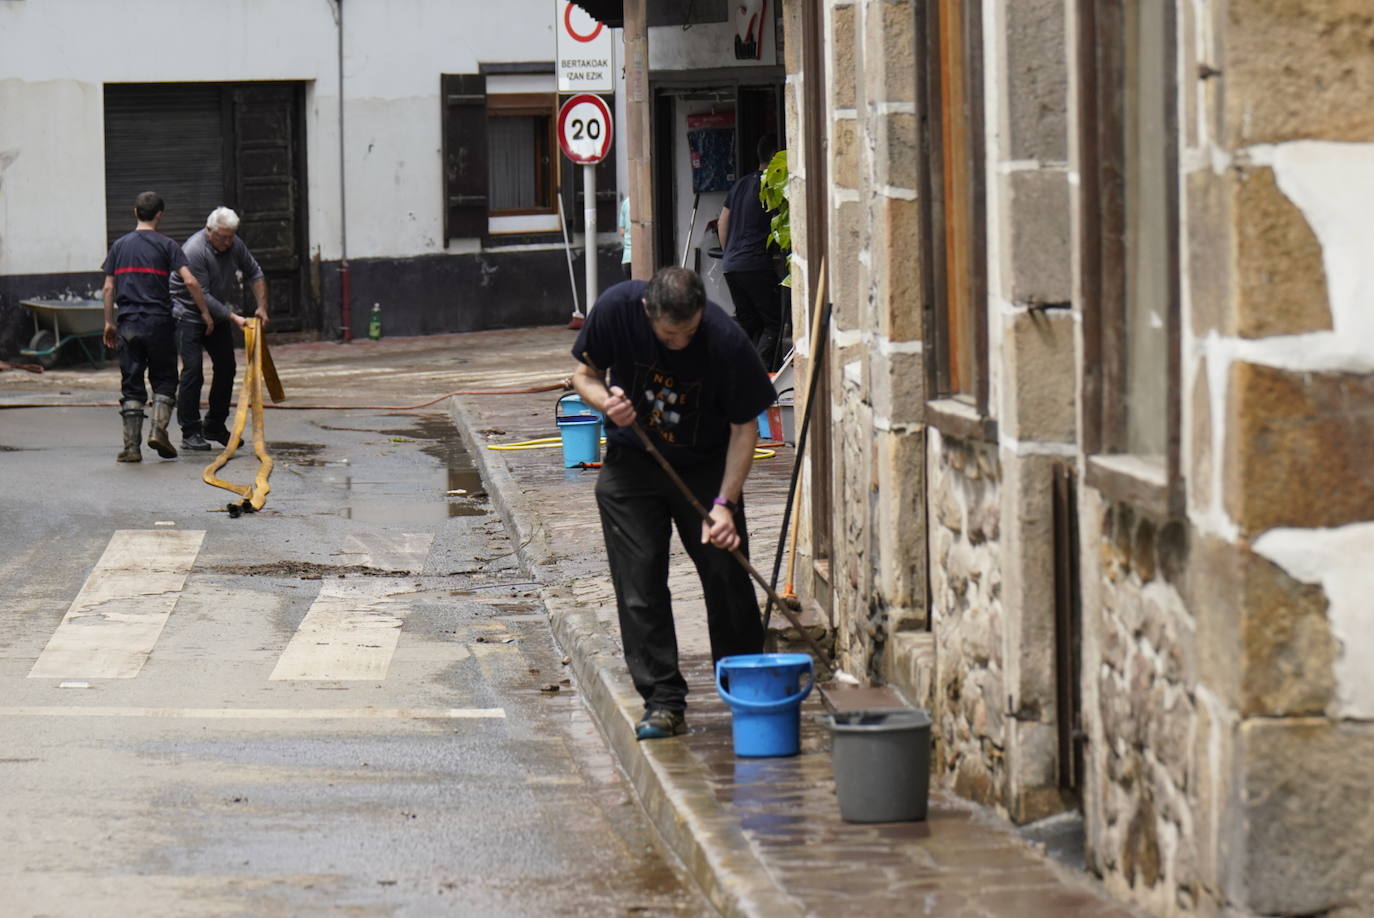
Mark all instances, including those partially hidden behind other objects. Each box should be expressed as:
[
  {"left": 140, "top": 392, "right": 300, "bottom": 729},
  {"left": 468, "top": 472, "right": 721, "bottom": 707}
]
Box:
[
  {"left": 270, "top": 580, "right": 406, "bottom": 681},
  {"left": 338, "top": 531, "right": 434, "bottom": 573},
  {"left": 270, "top": 531, "right": 436, "bottom": 681},
  {"left": 24, "top": 529, "right": 491, "bottom": 685},
  {"left": 28, "top": 530, "right": 205, "bottom": 680}
]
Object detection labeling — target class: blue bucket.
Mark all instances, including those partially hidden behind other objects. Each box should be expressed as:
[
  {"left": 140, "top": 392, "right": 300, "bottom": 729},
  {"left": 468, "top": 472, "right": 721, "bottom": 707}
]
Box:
[
  {"left": 556, "top": 393, "right": 604, "bottom": 468},
  {"left": 715, "top": 653, "right": 815, "bottom": 757}
]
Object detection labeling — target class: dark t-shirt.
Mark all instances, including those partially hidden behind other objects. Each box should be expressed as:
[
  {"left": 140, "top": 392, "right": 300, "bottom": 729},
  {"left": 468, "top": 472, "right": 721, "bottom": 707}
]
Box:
[
  {"left": 101, "top": 229, "right": 188, "bottom": 320},
  {"left": 721, "top": 171, "right": 774, "bottom": 273},
  {"left": 572, "top": 280, "right": 777, "bottom": 467}
]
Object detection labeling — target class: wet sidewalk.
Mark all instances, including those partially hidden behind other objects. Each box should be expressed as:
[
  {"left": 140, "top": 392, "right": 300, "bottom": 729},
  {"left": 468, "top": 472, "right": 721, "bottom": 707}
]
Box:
[{"left": 434, "top": 326, "right": 1146, "bottom": 918}]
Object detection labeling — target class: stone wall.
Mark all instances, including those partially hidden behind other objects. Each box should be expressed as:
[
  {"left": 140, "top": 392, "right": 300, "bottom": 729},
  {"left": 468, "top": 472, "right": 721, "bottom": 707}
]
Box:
[
  {"left": 800, "top": 0, "right": 931, "bottom": 697},
  {"left": 1077, "top": 1, "right": 1374, "bottom": 914},
  {"left": 1085, "top": 498, "right": 1204, "bottom": 916},
  {"left": 790, "top": 0, "right": 1374, "bottom": 910},
  {"left": 929, "top": 429, "right": 1006, "bottom": 806}
]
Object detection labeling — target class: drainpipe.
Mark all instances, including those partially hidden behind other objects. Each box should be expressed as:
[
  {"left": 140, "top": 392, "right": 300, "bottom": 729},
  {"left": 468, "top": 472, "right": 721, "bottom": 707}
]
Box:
[{"left": 336, "top": 0, "right": 352, "bottom": 342}]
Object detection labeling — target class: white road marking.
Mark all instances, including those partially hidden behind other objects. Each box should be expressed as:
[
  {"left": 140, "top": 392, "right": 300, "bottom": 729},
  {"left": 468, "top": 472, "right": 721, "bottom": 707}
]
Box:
[
  {"left": 0, "top": 706, "right": 505, "bottom": 719},
  {"left": 270, "top": 580, "right": 407, "bottom": 681},
  {"left": 28, "top": 530, "right": 205, "bottom": 680},
  {"left": 337, "top": 532, "right": 434, "bottom": 573}
]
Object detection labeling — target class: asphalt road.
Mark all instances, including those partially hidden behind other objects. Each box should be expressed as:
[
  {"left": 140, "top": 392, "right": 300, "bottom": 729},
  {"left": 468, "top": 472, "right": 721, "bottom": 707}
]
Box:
[{"left": 0, "top": 397, "right": 707, "bottom": 917}]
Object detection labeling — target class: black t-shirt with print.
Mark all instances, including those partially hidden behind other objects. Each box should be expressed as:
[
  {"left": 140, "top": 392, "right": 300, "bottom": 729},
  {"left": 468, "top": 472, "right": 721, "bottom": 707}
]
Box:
[
  {"left": 101, "top": 229, "right": 189, "bottom": 320},
  {"left": 572, "top": 280, "right": 776, "bottom": 468}
]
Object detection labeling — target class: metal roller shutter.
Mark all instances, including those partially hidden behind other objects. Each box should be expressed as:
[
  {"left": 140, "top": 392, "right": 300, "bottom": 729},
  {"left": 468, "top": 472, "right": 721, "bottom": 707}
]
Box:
[{"left": 104, "top": 84, "right": 227, "bottom": 247}]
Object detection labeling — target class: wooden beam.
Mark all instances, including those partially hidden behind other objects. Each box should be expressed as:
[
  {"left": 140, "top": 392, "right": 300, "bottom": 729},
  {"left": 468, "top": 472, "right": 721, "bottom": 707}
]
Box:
[{"left": 623, "top": 0, "right": 655, "bottom": 279}]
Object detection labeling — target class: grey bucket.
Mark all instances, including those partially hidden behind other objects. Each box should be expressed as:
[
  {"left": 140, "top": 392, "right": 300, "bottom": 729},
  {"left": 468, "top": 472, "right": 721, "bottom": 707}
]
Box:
[{"left": 828, "top": 708, "right": 932, "bottom": 823}]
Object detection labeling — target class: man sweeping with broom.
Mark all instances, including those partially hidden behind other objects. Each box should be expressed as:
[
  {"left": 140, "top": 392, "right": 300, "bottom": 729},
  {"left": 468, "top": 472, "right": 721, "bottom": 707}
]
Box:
[{"left": 571, "top": 267, "right": 777, "bottom": 739}]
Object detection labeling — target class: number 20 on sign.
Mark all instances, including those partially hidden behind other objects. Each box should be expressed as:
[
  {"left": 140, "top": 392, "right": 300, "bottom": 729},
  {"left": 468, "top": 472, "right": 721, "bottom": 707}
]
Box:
[{"left": 557, "top": 93, "right": 613, "bottom": 165}]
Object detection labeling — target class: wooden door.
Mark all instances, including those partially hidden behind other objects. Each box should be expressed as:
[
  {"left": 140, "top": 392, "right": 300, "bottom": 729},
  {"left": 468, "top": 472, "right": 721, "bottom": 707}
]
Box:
[{"left": 232, "top": 84, "right": 307, "bottom": 332}]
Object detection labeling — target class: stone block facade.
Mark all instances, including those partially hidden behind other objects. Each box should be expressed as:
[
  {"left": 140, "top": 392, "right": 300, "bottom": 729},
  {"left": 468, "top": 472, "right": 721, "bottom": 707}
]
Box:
[{"left": 782, "top": 0, "right": 1374, "bottom": 914}]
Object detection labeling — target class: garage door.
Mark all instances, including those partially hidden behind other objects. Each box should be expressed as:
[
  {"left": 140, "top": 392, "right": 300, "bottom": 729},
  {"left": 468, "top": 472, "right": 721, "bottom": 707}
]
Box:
[{"left": 104, "top": 83, "right": 311, "bottom": 333}]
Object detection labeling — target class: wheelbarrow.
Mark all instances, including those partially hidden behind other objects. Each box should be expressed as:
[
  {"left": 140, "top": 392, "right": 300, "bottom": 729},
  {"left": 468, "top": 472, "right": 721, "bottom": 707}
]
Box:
[{"left": 18, "top": 298, "right": 108, "bottom": 368}]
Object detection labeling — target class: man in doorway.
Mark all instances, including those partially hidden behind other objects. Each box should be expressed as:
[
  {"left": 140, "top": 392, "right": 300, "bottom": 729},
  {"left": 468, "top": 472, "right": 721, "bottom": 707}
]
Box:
[
  {"left": 570, "top": 267, "right": 776, "bottom": 739},
  {"left": 101, "top": 191, "right": 214, "bottom": 463},
  {"left": 171, "top": 206, "right": 265, "bottom": 451},
  {"left": 717, "top": 132, "right": 783, "bottom": 369}
]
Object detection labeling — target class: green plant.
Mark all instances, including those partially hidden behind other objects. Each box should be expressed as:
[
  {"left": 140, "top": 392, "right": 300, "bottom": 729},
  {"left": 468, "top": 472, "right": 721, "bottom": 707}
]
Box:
[{"left": 758, "top": 149, "right": 791, "bottom": 287}]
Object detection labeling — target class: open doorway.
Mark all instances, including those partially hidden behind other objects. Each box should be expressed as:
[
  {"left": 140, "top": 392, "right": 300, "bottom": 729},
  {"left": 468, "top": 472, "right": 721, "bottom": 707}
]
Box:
[{"left": 650, "top": 83, "right": 782, "bottom": 315}]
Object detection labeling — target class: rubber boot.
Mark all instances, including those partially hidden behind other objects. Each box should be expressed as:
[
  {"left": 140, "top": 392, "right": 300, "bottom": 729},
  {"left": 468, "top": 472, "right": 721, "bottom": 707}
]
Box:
[
  {"left": 147, "top": 394, "right": 178, "bottom": 459},
  {"left": 117, "top": 401, "right": 144, "bottom": 463}
]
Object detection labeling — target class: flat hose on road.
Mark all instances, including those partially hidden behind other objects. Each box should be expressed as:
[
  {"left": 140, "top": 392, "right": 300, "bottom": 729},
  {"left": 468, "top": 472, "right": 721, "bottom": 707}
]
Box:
[{"left": 0, "top": 384, "right": 568, "bottom": 411}]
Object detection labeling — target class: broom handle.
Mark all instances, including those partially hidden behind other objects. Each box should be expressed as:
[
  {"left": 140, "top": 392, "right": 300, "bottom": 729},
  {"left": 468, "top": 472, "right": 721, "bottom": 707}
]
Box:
[
  {"left": 782, "top": 262, "right": 826, "bottom": 597},
  {"left": 764, "top": 259, "right": 827, "bottom": 631},
  {"left": 623, "top": 419, "right": 833, "bottom": 672}
]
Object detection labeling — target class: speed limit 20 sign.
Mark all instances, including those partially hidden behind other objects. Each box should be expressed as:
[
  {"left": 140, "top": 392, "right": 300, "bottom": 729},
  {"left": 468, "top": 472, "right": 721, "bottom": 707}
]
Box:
[{"left": 557, "top": 93, "right": 613, "bottom": 165}]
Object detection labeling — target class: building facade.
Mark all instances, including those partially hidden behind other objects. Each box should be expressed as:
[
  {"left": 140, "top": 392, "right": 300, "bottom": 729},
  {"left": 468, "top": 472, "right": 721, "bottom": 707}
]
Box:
[
  {"left": 782, "top": 1, "right": 1374, "bottom": 915},
  {"left": 0, "top": 0, "right": 625, "bottom": 355}
]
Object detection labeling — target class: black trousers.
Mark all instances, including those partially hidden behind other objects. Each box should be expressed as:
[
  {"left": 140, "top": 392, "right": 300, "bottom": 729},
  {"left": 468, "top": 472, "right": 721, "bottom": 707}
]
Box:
[
  {"left": 724, "top": 268, "right": 783, "bottom": 368},
  {"left": 116, "top": 314, "right": 177, "bottom": 405},
  {"left": 176, "top": 319, "right": 235, "bottom": 433},
  {"left": 594, "top": 444, "right": 765, "bottom": 712}
]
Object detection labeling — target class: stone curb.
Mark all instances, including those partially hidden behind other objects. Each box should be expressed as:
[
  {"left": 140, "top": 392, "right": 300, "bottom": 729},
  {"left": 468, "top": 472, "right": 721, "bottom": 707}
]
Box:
[{"left": 447, "top": 395, "right": 801, "bottom": 918}]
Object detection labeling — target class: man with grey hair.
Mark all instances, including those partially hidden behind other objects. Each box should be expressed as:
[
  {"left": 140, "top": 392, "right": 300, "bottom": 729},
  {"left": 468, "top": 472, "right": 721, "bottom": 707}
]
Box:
[
  {"left": 171, "top": 206, "right": 268, "bottom": 450},
  {"left": 570, "top": 267, "right": 776, "bottom": 740}
]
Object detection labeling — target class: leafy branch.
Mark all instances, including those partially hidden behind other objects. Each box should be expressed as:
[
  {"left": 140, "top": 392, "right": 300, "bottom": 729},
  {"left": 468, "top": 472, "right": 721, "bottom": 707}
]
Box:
[{"left": 758, "top": 150, "right": 791, "bottom": 287}]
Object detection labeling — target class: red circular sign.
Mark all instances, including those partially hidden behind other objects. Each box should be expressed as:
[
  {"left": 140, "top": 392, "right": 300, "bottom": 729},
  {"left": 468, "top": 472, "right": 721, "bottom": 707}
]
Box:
[
  {"left": 563, "top": 3, "right": 605, "bottom": 42},
  {"left": 557, "top": 94, "right": 614, "bottom": 164}
]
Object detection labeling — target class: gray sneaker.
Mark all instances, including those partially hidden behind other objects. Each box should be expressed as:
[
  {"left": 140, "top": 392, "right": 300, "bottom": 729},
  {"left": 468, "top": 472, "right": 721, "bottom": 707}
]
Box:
[
  {"left": 636, "top": 707, "right": 686, "bottom": 740},
  {"left": 181, "top": 431, "right": 212, "bottom": 451}
]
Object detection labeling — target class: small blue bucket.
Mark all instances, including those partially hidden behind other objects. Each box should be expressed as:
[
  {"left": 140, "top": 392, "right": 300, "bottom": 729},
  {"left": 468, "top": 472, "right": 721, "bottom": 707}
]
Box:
[
  {"left": 556, "top": 393, "right": 604, "bottom": 468},
  {"left": 715, "top": 653, "right": 815, "bottom": 757}
]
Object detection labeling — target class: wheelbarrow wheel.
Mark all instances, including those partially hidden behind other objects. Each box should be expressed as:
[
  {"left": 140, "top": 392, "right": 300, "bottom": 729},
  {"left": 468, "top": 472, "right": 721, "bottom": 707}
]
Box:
[{"left": 26, "top": 329, "right": 59, "bottom": 369}]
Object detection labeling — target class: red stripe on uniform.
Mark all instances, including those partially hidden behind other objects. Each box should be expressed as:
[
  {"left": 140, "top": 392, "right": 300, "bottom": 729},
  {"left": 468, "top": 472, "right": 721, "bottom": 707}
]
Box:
[{"left": 114, "top": 267, "right": 170, "bottom": 277}]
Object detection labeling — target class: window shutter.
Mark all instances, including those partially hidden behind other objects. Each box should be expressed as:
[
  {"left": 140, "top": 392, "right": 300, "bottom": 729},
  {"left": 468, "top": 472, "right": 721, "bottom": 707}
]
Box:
[{"left": 442, "top": 74, "right": 488, "bottom": 242}]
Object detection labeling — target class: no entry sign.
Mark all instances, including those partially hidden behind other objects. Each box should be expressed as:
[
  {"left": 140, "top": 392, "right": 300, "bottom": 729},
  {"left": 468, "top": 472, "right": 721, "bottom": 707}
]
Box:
[
  {"left": 557, "top": 93, "right": 613, "bottom": 164},
  {"left": 556, "top": 1, "right": 614, "bottom": 92}
]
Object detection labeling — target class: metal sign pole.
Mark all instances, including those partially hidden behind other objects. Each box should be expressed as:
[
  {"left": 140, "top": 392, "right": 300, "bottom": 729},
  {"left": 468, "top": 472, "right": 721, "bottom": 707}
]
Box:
[{"left": 583, "top": 163, "right": 597, "bottom": 312}]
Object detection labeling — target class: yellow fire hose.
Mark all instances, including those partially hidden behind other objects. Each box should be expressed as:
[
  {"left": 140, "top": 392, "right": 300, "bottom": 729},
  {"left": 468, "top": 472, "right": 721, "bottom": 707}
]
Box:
[
  {"left": 486, "top": 436, "right": 778, "bottom": 460},
  {"left": 203, "top": 319, "right": 283, "bottom": 514}
]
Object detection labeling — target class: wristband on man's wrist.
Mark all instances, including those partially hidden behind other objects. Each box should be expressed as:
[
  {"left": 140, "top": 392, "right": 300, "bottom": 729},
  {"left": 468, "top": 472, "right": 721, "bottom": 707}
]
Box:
[{"left": 713, "top": 496, "right": 737, "bottom": 513}]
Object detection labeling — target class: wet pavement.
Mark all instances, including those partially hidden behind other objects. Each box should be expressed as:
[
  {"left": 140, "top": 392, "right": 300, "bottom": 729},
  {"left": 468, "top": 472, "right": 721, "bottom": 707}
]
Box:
[
  {"left": 428, "top": 326, "right": 1148, "bottom": 917},
  {"left": 0, "top": 346, "right": 706, "bottom": 917},
  {"left": 3, "top": 326, "right": 1150, "bottom": 917}
]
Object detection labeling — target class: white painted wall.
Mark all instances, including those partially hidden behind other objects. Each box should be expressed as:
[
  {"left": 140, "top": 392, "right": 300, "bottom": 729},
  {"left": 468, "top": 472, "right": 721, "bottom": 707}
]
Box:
[
  {"left": 0, "top": 79, "right": 108, "bottom": 276},
  {"left": 339, "top": 0, "right": 557, "bottom": 258},
  {"left": 650, "top": 17, "right": 776, "bottom": 70},
  {"left": 0, "top": 0, "right": 599, "bottom": 278},
  {"left": 0, "top": 0, "right": 338, "bottom": 276}
]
